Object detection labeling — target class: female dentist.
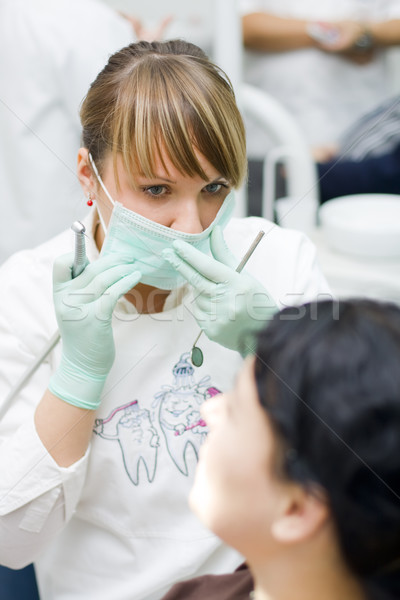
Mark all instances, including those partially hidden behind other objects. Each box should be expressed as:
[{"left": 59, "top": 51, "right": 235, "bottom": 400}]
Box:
[{"left": 0, "top": 39, "right": 329, "bottom": 600}]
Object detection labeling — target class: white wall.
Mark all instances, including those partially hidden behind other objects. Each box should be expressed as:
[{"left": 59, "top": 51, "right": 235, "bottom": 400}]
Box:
[{"left": 98, "top": 0, "right": 214, "bottom": 53}]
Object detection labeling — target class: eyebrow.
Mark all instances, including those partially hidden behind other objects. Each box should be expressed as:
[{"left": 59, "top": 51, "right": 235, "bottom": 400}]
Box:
[
  {"left": 209, "top": 176, "right": 229, "bottom": 184},
  {"left": 141, "top": 176, "right": 177, "bottom": 184},
  {"left": 137, "top": 174, "right": 229, "bottom": 185}
]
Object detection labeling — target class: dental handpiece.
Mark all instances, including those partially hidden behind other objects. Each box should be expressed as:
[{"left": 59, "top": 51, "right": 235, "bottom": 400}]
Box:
[{"left": 71, "top": 221, "right": 87, "bottom": 278}]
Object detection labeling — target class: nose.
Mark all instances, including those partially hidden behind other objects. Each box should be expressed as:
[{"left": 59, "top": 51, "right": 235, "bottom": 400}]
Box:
[{"left": 170, "top": 198, "right": 204, "bottom": 234}]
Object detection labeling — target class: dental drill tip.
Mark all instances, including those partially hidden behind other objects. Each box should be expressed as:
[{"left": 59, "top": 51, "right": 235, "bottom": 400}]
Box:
[{"left": 71, "top": 221, "right": 86, "bottom": 235}]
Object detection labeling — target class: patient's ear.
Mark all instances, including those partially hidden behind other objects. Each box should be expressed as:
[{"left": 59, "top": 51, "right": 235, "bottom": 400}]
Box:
[{"left": 271, "top": 485, "right": 329, "bottom": 544}]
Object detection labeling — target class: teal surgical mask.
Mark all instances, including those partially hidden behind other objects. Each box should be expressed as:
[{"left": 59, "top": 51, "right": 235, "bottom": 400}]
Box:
[{"left": 89, "top": 155, "right": 235, "bottom": 290}]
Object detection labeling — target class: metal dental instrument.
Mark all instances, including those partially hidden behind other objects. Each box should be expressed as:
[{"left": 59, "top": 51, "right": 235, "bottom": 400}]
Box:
[
  {"left": 191, "top": 230, "right": 266, "bottom": 367},
  {"left": 0, "top": 222, "right": 88, "bottom": 420},
  {"left": 71, "top": 220, "right": 88, "bottom": 278}
]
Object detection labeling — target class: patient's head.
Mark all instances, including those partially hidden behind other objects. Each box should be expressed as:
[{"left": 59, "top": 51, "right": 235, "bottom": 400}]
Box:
[{"left": 191, "top": 299, "right": 400, "bottom": 600}]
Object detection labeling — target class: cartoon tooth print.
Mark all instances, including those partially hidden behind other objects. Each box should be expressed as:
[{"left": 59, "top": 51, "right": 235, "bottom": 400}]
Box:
[
  {"left": 153, "top": 353, "right": 220, "bottom": 476},
  {"left": 93, "top": 400, "right": 159, "bottom": 485}
]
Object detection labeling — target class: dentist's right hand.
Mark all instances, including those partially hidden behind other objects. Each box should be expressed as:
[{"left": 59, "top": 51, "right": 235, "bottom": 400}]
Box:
[{"left": 49, "top": 253, "right": 141, "bottom": 410}]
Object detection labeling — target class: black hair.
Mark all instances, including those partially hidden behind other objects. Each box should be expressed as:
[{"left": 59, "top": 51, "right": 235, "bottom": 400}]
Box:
[{"left": 254, "top": 299, "right": 400, "bottom": 599}]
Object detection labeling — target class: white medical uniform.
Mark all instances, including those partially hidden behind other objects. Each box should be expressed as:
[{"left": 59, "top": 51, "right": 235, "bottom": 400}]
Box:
[
  {"left": 0, "top": 0, "right": 133, "bottom": 263},
  {"left": 240, "top": 0, "right": 400, "bottom": 155},
  {"left": 0, "top": 214, "right": 330, "bottom": 600}
]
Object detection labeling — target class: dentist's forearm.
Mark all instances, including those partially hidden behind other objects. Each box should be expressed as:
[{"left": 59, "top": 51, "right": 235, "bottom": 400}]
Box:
[{"left": 34, "top": 389, "right": 96, "bottom": 467}]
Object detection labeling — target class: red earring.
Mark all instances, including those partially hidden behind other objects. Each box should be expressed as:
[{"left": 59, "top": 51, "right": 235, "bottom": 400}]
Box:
[{"left": 87, "top": 192, "right": 93, "bottom": 207}]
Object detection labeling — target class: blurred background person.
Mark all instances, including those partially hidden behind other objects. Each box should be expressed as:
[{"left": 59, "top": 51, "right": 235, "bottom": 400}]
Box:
[
  {"left": 240, "top": 1, "right": 400, "bottom": 214},
  {"left": 316, "top": 95, "right": 400, "bottom": 202},
  {"left": 249, "top": 94, "right": 400, "bottom": 210},
  {"left": 240, "top": 0, "right": 400, "bottom": 154}
]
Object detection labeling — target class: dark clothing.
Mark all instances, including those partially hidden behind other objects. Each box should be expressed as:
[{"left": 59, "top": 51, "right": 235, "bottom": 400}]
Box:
[
  {"left": 161, "top": 563, "right": 253, "bottom": 600},
  {"left": 318, "top": 143, "right": 400, "bottom": 203},
  {"left": 248, "top": 96, "right": 400, "bottom": 212},
  {"left": 0, "top": 564, "right": 40, "bottom": 600}
]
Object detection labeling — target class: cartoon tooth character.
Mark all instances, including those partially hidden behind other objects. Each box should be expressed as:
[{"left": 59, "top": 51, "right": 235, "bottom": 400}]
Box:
[
  {"left": 94, "top": 400, "right": 159, "bottom": 485},
  {"left": 153, "top": 353, "right": 220, "bottom": 476}
]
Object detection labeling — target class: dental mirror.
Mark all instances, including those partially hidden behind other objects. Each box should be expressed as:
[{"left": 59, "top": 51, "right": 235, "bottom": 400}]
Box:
[{"left": 191, "top": 230, "right": 265, "bottom": 367}]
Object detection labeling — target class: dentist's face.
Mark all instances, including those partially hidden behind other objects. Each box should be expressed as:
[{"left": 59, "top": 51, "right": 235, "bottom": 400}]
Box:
[{"left": 89, "top": 147, "right": 232, "bottom": 234}]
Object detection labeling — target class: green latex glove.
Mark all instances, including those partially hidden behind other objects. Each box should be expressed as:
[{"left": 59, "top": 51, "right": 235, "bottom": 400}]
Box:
[
  {"left": 49, "top": 253, "right": 141, "bottom": 410},
  {"left": 162, "top": 227, "right": 277, "bottom": 355}
]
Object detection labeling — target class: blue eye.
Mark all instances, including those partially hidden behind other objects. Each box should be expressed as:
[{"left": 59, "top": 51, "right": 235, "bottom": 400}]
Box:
[
  {"left": 204, "top": 183, "right": 223, "bottom": 194},
  {"left": 144, "top": 186, "right": 166, "bottom": 197}
]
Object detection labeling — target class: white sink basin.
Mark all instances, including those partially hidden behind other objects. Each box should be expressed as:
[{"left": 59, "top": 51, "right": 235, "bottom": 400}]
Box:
[{"left": 319, "top": 194, "right": 400, "bottom": 258}]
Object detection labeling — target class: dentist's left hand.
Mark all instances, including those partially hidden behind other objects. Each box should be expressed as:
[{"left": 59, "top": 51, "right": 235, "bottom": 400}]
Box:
[
  {"left": 49, "top": 253, "right": 142, "bottom": 410},
  {"left": 163, "top": 227, "right": 277, "bottom": 355}
]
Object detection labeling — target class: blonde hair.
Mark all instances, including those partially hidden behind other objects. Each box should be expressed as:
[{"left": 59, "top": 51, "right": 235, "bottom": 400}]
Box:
[{"left": 80, "top": 40, "right": 247, "bottom": 189}]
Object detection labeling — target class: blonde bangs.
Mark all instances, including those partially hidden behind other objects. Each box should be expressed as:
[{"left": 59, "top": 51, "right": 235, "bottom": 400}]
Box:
[{"left": 109, "top": 55, "right": 247, "bottom": 189}]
